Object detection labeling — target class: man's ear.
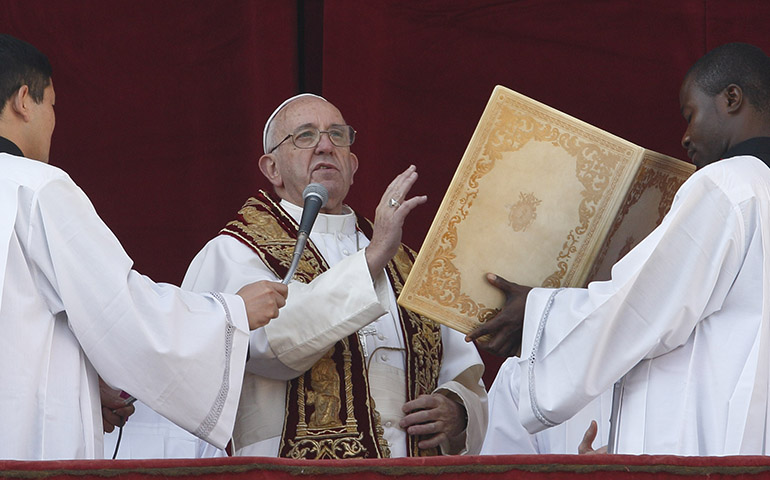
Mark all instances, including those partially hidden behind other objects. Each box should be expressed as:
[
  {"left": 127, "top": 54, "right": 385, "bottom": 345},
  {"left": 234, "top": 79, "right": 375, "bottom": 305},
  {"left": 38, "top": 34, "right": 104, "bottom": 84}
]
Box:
[
  {"left": 723, "top": 84, "right": 744, "bottom": 113},
  {"left": 349, "top": 152, "right": 359, "bottom": 185},
  {"left": 258, "top": 154, "right": 283, "bottom": 187},
  {"left": 8, "top": 85, "right": 32, "bottom": 121}
]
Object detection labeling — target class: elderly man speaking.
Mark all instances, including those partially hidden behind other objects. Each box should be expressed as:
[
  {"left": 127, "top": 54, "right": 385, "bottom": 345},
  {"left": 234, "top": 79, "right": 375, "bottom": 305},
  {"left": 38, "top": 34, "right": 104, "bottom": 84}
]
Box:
[{"left": 183, "top": 93, "right": 487, "bottom": 459}]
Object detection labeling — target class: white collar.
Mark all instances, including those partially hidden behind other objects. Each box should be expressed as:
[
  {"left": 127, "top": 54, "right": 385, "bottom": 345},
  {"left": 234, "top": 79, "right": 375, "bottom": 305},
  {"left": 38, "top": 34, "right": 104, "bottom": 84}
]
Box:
[{"left": 280, "top": 199, "right": 358, "bottom": 235}]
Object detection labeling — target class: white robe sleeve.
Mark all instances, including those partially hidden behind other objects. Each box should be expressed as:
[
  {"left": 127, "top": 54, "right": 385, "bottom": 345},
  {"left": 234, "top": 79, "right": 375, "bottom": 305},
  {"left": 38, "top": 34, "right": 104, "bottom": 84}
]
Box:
[
  {"left": 519, "top": 168, "right": 745, "bottom": 433},
  {"left": 29, "top": 176, "right": 250, "bottom": 448},
  {"left": 482, "top": 356, "right": 612, "bottom": 454},
  {"left": 481, "top": 357, "right": 540, "bottom": 454},
  {"left": 182, "top": 235, "right": 390, "bottom": 377}
]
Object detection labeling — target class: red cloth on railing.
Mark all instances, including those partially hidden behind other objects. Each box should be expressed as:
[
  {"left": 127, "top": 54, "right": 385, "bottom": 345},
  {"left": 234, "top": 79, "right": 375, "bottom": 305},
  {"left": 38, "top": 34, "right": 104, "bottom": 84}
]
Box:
[{"left": 2, "top": 455, "right": 770, "bottom": 480}]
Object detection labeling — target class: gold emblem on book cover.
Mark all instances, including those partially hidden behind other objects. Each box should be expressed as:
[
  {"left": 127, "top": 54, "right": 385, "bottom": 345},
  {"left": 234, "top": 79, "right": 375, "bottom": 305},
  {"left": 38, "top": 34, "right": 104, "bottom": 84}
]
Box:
[{"left": 508, "top": 192, "right": 542, "bottom": 232}]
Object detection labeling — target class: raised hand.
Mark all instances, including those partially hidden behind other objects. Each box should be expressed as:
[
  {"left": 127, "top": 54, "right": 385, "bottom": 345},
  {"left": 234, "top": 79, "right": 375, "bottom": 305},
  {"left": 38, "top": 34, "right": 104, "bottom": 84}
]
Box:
[{"left": 365, "top": 165, "right": 427, "bottom": 276}]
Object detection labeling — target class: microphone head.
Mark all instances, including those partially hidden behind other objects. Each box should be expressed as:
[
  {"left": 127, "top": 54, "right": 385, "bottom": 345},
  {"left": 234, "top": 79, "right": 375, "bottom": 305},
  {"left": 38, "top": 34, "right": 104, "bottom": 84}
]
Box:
[{"left": 302, "top": 183, "right": 329, "bottom": 208}]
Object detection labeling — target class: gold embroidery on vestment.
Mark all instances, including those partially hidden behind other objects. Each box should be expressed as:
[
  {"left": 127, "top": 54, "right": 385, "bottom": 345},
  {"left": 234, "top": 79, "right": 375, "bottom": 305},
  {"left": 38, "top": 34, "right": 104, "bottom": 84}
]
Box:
[
  {"left": 285, "top": 338, "right": 374, "bottom": 459},
  {"left": 307, "top": 349, "right": 342, "bottom": 428}
]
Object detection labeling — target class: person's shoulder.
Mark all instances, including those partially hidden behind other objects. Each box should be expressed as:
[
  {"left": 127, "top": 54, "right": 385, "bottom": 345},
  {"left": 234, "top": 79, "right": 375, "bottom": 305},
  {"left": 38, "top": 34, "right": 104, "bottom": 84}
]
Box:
[
  {"left": 198, "top": 230, "right": 258, "bottom": 260},
  {"left": 716, "top": 153, "right": 769, "bottom": 173},
  {"left": 694, "top": 155, "right": 770, "bottom": 204},
  {"left": 0, "top": 153, "right": 70, "bottom": 189}
]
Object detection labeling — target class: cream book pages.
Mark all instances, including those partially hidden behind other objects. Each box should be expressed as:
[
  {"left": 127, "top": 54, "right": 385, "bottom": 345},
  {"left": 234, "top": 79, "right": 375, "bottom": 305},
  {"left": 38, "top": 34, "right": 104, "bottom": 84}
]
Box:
[{"left": 398, "top": 85, "right": 695, "bottom": 335}]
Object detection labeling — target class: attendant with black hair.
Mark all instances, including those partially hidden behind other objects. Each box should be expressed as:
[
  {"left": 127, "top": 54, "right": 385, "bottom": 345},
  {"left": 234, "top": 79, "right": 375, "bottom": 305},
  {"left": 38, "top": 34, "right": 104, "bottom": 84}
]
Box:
[
  {"left": 470, "top": 42, "right": 770, "bottom": 455},
  {"left": 0, "top": 33, "right": 287, "bottom": 460}
]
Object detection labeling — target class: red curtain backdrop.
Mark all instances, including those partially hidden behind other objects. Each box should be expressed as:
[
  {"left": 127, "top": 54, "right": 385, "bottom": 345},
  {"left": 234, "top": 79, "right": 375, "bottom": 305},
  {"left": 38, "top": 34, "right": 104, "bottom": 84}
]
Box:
[
  {"left": 1, "top": 0, "right": 769, "bottom": 384},
  {"left": 0, "top": 0, "right": 298, "bottom": 283}
]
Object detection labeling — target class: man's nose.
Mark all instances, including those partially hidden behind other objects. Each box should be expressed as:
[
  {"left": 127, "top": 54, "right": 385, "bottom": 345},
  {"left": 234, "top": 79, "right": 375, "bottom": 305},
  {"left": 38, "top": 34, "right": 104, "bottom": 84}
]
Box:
[
  {"left": 681, "top": 130, "right": 691, "bottom": 150},
  {"left": 314, "top": 132, "right": 335, "bottom": 153}
]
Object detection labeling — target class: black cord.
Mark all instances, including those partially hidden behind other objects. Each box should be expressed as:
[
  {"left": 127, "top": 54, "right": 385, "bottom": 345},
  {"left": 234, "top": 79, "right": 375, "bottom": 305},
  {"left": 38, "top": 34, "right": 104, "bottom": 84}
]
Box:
[
  {"left": 111, "top": 422, "right": 125, "bottom": 459},
  {"left": 110, "top": 396, "right": 134, "bottom": 459}
]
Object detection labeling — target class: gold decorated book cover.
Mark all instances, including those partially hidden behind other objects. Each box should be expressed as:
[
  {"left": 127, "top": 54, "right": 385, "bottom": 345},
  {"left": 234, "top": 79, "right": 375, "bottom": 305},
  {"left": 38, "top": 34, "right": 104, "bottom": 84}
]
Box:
[{"left": 398, "top": 85, "right": 695, "bottom": 335}]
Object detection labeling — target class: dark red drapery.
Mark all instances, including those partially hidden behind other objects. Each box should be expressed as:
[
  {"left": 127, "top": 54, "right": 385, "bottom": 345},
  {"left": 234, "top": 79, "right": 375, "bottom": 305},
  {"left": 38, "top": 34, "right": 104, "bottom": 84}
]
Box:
[{"left": 1, "top": 0, "right": 768, "bottom": 384}]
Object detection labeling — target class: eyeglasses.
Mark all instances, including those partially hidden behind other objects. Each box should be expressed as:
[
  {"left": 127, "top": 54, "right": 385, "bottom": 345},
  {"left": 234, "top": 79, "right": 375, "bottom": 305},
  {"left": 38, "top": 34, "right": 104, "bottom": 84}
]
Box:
[{"left": 269, "top": 125, "right": 356, "bottom": 153}]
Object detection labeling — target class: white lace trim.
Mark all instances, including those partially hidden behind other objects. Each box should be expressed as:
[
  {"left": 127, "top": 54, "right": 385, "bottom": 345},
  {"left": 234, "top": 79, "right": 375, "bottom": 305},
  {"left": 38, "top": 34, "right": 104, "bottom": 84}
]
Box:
[
  {"left": 527, "top": 288, "right": 564, "bottom": 428},
  {"left": 194, "top": 292, "right": 235, "bottom": 439}
]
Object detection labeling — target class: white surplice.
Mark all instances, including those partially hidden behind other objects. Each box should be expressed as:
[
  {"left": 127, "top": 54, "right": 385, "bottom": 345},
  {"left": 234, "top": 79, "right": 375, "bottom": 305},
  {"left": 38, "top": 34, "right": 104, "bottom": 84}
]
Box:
[
  {"left": 182, "top": 199, "right": 487, "bottom": 457},
  {"left": 518, "top": 154, "right": 770, "bottom": 455},
  {"left": 481, "top": 356, "right": 611, "bottom": 454},
  {"left": 0, "top": 153, "right": 250, "bottom": 459}
]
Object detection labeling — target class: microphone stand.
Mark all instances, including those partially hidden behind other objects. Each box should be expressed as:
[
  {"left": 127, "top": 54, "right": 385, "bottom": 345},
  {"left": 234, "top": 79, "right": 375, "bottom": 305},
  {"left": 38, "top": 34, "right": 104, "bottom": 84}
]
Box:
[
  {"left": 282, "top": 232, "right": 309, "bottom": 284},
  {"left": 607, "top": 375, "right": 626, "bottom": 453},
  {"left": 281, "top": 183, "right": 328, "bottom": 284}
]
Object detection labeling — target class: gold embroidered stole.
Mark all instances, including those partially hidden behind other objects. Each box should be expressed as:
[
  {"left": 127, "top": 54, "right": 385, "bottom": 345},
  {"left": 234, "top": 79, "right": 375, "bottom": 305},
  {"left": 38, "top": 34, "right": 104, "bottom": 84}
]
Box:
[
  {"left": 220, "top": 191, "right": 442, "bottom": 458},
  {"left": 354, "top": 215, "right": 444, "bottom": 457}
]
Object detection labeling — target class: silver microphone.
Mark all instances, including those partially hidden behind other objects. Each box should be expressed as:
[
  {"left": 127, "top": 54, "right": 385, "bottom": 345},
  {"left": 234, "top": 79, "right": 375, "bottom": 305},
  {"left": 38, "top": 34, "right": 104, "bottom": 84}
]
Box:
[{"left": 282, "top": 183, "right": 329, "bottom": 284}]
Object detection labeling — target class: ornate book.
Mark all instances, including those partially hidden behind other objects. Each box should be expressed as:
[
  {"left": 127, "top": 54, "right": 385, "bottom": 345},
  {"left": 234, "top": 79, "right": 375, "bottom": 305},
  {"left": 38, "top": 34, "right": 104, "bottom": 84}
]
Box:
[{"left": 397, "top": 85, "right": 695, "bottom": 335}]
